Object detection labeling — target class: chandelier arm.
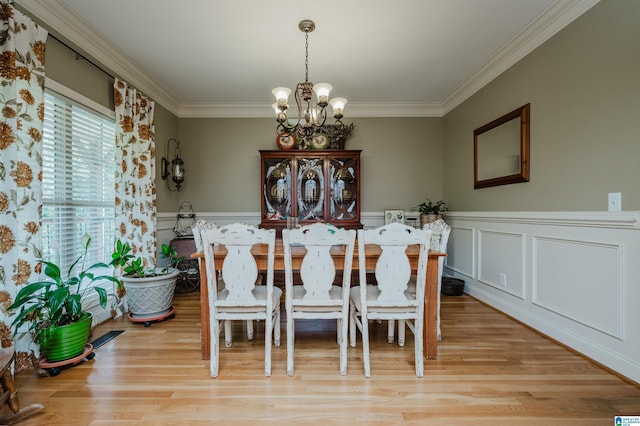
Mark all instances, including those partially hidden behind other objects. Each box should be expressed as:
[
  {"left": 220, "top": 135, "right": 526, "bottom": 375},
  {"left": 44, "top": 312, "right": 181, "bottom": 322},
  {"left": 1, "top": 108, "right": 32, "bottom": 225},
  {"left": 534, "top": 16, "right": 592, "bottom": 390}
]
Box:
[
  {"left": 294, "top": 84, "right": 305, "bottom": 124},
  {"left": 277, "top": 121, "right": 296, "bottom": 134},
  {"left": 315, "top": 107, "right": 327, "bottom": 128}
]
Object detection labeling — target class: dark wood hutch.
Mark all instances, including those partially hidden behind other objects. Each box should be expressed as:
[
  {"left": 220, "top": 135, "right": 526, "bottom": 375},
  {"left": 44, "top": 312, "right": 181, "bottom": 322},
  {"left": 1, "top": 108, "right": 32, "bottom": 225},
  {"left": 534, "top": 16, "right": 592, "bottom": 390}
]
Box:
[{"left": 260, "top": 150, "right": 362, "bottom": 235}]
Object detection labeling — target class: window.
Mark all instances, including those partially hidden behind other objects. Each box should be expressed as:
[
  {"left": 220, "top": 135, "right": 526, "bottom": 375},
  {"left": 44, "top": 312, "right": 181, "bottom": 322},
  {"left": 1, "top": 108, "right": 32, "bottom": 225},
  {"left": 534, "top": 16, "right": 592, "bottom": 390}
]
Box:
[{"left": 42, "top": 81, "right": 116, "bottom": 285}]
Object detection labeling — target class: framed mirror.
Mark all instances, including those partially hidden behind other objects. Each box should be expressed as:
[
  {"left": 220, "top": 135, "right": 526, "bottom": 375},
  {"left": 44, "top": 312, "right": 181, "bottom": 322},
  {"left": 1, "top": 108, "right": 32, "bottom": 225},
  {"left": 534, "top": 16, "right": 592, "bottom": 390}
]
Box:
[{"left": 474, "top": 103, "right": 530, "bottom": 189}]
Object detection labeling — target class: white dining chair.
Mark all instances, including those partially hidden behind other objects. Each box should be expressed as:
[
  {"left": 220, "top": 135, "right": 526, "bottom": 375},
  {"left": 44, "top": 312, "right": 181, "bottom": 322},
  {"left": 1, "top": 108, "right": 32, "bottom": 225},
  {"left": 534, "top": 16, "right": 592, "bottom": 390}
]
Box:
[
  {"left": 349, "top": 222, "right": 431, "bottom": 377},
  {"left": 282, "top": 223, "right": 356, "bottom": 376},
  {"left": 201, "top": 223, "right": 281, "bottom": 377},
  {"left": 195, "top": 220, "right": 261, "bottom": 347},
  {"left": 389, "top": 218, "right": 451, "bottom": 345}
]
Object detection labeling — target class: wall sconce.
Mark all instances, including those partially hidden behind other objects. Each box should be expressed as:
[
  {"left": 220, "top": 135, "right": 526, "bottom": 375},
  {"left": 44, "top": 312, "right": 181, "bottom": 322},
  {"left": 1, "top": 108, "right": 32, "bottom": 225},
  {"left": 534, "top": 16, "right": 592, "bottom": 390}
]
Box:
[{"left": 161, "top": 138, "right": 185, "bottom": 191}]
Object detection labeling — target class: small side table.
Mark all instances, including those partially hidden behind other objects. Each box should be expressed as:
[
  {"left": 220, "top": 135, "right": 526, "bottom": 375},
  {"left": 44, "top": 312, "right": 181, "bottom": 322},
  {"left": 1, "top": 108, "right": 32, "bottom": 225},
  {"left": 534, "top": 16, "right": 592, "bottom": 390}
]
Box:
[{"left": 170, "top": 237, "right": 200, "bottom": 293}]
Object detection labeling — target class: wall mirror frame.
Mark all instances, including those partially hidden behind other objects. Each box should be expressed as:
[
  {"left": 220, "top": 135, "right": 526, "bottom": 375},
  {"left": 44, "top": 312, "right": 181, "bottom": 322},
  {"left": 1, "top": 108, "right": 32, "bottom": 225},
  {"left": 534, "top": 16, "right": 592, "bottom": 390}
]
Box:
[{"left": 474, "top": 103, "right": 530, "bottom": 189}]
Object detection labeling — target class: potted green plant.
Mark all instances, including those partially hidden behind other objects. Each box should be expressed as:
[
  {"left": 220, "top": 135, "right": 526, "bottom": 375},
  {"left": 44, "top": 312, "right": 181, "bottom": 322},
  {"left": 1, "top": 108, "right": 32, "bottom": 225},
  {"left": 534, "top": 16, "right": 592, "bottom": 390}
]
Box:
[
  {"left": 416, "top": 199, "right": 448, "bottom": 227},
  {"left": 8, "top": 234, "right": 123, "bottom": 362},
  {"left": 110, "top": 241, "right": 182, "bottom": 321}
]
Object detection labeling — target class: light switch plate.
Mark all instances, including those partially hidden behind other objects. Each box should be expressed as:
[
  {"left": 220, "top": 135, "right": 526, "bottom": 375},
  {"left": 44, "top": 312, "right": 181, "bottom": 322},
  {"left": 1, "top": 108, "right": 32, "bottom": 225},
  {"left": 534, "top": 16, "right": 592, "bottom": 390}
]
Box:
[
  {"left": 608, "top": 192, "right": 621, "bottom": 212},
  {"left": 499, "top": 273, "right": 507, "bottom": 286}
]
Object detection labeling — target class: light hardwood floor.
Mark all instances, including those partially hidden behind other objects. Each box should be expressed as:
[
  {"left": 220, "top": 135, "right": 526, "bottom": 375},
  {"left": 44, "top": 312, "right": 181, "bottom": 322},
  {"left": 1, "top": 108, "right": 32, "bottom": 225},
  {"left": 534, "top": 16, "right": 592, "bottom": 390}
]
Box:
[{"left": 5, "top": 291, "right": 640, "bottom": 425}]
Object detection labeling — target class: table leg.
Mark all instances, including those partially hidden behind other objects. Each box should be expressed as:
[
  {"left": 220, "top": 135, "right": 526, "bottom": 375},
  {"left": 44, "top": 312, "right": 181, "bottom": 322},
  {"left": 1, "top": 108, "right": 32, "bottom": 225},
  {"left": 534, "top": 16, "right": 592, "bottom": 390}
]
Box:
[
  {"left": 424, "top": 256, "right": 438, "bottom": 359},
  {"left": 198, "top": 257, "right": 210, "bottom": 360}
]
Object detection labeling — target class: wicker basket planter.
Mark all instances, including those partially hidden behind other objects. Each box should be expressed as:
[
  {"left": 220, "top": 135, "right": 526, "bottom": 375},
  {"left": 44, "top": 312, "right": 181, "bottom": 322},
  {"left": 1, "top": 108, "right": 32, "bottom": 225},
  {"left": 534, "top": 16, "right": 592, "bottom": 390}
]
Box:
[
  {"left": 121, "top": 268, "right": 179, "bottom": 319},
  {"left": 420, "top": 214, "right": 441, "bottom": 228}
]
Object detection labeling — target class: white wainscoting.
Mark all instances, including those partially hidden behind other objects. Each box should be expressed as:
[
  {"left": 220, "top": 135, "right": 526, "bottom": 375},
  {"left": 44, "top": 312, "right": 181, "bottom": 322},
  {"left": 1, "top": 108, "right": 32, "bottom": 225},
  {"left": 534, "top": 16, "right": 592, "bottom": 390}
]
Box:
[{"left": 444, "top": 211, "right": 640, "bottom": 384}]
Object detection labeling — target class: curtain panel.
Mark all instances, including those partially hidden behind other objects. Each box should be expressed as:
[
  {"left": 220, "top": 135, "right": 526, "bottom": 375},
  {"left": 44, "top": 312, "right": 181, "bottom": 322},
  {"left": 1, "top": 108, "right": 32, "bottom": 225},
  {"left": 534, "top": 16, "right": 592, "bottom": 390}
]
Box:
[
  {"left": 0, "top": 0, "right": 47, "bottom": 369},
  {"left": 113, "top": 78, "right": 157, "bottom": 269}
]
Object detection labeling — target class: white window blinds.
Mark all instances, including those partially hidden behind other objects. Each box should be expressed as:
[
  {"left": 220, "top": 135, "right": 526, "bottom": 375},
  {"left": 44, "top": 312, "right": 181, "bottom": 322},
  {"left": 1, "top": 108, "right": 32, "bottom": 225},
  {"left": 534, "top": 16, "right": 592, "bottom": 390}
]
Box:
[{"left": 42, "top": 89, "right": 116, "bottom": 272}]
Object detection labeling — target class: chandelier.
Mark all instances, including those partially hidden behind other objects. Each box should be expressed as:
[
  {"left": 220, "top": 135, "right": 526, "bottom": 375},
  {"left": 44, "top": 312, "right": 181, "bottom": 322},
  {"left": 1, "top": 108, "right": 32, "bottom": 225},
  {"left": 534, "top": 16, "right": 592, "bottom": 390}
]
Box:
[{"left": 272, "top": 19, "right": 354, "bottom": 150}]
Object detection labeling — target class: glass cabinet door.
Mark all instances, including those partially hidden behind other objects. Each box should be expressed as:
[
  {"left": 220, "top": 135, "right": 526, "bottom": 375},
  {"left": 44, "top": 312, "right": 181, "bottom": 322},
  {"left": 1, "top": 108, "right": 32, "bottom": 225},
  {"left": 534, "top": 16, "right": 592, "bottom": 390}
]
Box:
[
  {"left": 330, "top": 156, "right": 358, "bottom": 221},
  {"left": 297, "top": 157, "right": 324, "bottom": 221},
  {"left": 263, "top": 157, "right": 291, "bottom": 221}
]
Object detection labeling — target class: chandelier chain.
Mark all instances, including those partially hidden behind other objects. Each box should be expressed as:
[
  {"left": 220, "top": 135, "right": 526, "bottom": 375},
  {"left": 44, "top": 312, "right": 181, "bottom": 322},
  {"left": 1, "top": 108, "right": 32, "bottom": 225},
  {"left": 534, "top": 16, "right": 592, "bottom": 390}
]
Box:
[{"left": 304, "top": 32, "right": 309, "bottom": 83}]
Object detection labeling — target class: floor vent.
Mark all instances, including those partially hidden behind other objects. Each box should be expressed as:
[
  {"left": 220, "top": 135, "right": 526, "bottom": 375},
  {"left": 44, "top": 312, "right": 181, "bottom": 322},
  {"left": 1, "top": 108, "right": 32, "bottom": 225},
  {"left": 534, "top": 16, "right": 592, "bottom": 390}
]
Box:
[{"left": 91, "top": 330, "right": 124, "bottom": 349}]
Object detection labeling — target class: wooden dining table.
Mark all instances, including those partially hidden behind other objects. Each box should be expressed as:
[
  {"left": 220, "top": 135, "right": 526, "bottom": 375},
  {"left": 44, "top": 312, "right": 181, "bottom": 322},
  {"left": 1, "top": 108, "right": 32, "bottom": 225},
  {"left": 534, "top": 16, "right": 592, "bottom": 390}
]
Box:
[{"left": 193, "top": 240, "right": 445, "bottom": 361}]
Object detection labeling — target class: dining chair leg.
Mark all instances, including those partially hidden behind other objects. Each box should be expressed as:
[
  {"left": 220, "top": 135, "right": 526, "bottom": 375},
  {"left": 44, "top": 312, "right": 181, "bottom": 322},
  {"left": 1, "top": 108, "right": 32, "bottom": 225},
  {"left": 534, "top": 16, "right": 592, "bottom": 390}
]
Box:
[
  {"left": 387, "top": 319, "right": 395, "bottom": 343},
  {"left": 415, "top": 320, "right": 424, "bottom": 378},
  {"left": 224, "top": 320, "right": 232, "bottom": 348},
  {"left": 398, "top": 320, "right": 406, "bottom": 347},
  {"left": 361, "top": 313, "right": 371, "bottom": 378},
  {"left": 211, "top": 319, "right": 221, "bottom": 378},
  {"left": 286, "top": 316, "right": 295, "bottom": 376},
  {"left": 265, "top": 314, "right": 272, "bottom": 377},
  {"left": 349, "top": 303, "right": 357, "bottom": 347},
  {"left": 339, "top": 313, "right": 348, "bottom": 375},
  {"left": 247, "top": 320, "right": 254, "bottom": 341},
  {"left": 274, "top": 306, "right": 281, "bottom": 347}
]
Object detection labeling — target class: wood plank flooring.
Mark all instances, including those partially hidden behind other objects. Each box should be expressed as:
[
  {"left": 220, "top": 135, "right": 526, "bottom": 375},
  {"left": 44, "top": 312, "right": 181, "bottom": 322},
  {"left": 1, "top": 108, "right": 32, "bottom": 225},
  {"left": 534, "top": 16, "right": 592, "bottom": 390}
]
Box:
[{"left": 4, "top": 291, "right": 639, "bottom": 425}]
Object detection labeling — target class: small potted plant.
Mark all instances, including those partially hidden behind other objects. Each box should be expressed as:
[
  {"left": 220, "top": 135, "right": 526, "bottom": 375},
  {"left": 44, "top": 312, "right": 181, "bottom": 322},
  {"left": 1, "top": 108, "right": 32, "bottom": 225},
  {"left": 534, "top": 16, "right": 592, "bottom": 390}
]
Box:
[
  {"left": 9, "top": 234, "right": 123, "bottom": 363},
  {"left": 416, "top": 199, "right": 447, "bottom": 227},
  {"left": 110, "top": 241, "right": 182, "bottom": 322}
]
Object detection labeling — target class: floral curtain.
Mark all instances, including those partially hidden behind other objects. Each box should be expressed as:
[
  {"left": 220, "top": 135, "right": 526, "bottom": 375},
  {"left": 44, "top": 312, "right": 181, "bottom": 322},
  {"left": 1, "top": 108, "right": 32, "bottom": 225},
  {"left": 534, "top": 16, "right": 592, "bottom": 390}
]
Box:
[
  {"left": 113, "top": 78, "right": 157, "bottom": 269},
  {"left": 0, "top": 0, "right": 47, "bottom": 369}
]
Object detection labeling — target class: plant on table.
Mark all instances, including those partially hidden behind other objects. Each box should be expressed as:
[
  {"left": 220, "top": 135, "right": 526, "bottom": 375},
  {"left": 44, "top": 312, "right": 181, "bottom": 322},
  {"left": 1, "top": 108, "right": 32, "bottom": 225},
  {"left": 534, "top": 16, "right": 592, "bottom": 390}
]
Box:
[{"left": 415, "top": 199, "right": 447, "bottom": 216}]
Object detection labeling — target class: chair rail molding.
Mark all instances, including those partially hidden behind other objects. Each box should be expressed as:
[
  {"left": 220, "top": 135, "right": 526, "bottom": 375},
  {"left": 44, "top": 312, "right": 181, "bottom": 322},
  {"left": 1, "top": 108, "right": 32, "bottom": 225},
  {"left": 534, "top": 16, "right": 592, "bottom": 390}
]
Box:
[
  {"left": 444, "top": 210, "right": 640, "bottom": 384},
  {"left": 445, "top": 210, "right": 640, "bottom": 229}
]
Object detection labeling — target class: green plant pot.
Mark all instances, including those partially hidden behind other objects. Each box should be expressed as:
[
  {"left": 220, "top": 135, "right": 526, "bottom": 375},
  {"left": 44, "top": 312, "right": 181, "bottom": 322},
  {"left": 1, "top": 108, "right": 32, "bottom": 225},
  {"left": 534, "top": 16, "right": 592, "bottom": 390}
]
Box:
[{"left": 40, "top": 312, "right": 92, "bottom": 362}]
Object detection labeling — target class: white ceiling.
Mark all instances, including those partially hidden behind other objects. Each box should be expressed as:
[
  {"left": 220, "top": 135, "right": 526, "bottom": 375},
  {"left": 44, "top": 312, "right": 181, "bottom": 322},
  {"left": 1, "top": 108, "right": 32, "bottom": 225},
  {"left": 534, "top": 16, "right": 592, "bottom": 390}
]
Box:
[{"left": 17, "top": 0, "right": 598, "bottom": 117}]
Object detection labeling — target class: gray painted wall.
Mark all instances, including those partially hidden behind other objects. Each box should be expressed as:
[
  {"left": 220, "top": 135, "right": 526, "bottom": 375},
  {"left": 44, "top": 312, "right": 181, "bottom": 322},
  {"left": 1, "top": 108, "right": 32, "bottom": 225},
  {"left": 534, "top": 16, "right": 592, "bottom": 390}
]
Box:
[
  {"left": 443, "top": 0, "right": 640, "bottom": 211},
  {"left": 177, "top": 117, "right": 443, "bottom": 214}
]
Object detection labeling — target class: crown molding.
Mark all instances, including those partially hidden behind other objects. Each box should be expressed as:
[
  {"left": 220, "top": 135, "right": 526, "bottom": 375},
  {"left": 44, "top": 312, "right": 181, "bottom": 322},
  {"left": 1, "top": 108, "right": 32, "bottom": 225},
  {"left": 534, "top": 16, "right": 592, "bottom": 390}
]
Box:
[
  {"left": 178, "top": 101, "right": 444, "bottom": 118},
  {"left": 15, "top": 0, "right": 181, "bottom": 116},
  {"left": 441, "top": 0, "right": 600, "bottom": 114}
]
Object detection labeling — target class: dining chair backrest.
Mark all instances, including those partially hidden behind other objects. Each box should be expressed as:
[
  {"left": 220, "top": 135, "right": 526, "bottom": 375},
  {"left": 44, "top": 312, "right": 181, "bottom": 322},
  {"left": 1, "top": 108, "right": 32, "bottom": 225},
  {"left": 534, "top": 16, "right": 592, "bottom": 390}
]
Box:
[
  {"left": 425, "top": 218, "right": 450, "bottom": 254},
  {"left": 193, "top": 219, "right": 216, "bottom": 253},
  {"left": 359, "top": 222, "right": 431, "bottom": 305},
  {"left": 201, "top": 222, "right": 275, "bottom": 306},
  {"left": 283, "top": 223, "right": 356, "bottom": 303}
]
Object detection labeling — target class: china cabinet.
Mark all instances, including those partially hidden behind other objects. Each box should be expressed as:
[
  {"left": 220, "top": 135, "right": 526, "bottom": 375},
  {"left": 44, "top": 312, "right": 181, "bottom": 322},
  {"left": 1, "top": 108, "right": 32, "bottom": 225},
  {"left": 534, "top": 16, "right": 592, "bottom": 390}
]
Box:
[{"left": 260, "top": 150, "right": 362, "bottom": 234}]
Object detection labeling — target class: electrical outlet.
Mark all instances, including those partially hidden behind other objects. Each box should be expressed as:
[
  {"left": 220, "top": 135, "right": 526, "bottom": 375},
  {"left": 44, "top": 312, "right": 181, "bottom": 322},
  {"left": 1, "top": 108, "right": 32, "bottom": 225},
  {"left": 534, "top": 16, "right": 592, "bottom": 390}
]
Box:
[
  {"left": 608, "top": 192, "right": 621, "bottom": 212},
  {"left": 499, "top": 273, "right": 507, "bottom": 286}
]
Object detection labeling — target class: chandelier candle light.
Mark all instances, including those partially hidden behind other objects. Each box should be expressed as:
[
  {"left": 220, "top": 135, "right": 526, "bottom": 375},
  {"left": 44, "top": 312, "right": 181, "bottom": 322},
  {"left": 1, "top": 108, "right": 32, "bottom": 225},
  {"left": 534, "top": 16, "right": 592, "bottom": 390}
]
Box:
[{"left": 272, "top": 19, "right": 353, "bottom": 150}]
